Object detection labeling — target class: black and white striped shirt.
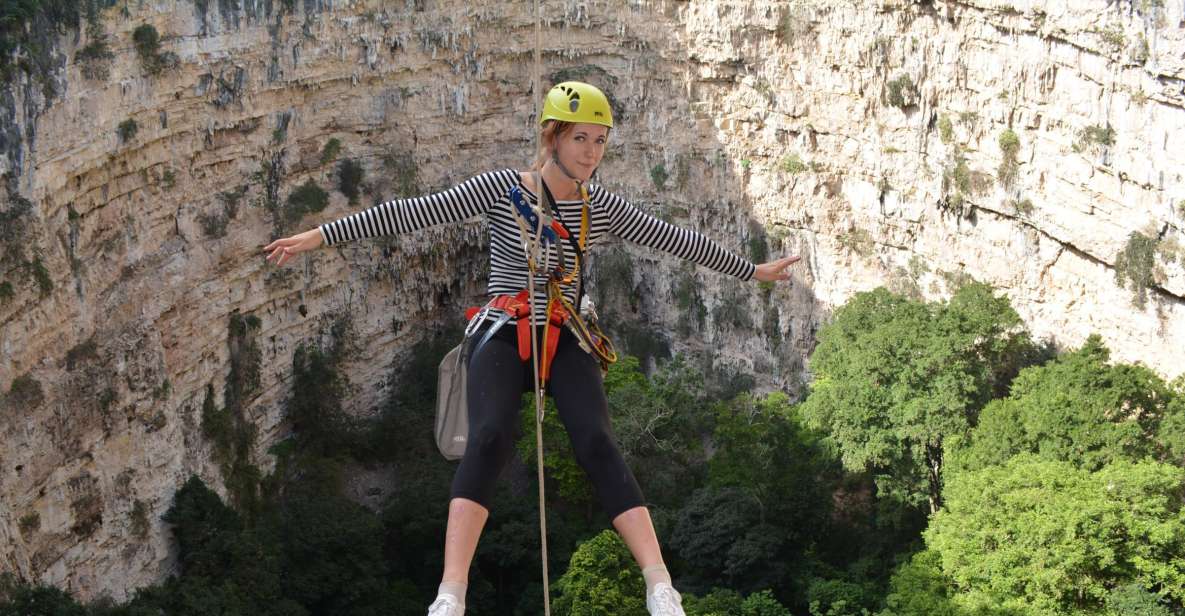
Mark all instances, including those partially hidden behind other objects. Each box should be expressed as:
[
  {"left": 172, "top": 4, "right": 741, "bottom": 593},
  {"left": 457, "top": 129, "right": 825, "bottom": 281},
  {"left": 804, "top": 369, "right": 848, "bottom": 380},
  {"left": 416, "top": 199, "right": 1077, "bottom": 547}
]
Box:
[{"left": 318, "top": 169, "right": 756, "bottom": 317}]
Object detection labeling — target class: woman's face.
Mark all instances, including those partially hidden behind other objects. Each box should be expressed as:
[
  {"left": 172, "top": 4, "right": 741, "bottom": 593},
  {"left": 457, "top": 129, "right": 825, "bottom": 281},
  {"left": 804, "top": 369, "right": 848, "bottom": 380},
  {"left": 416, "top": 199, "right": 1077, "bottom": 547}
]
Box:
[{"left": 553, "top": 122, "right": 609, "bottom": 181}]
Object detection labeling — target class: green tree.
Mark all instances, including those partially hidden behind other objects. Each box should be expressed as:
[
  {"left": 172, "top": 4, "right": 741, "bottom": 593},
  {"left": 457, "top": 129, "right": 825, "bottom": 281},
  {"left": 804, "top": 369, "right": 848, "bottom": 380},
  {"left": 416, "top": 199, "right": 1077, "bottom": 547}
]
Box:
[
  {"left": 0, "top": 574, "right": 88, "bottom": 616},
  {"left": 670, "top": 486, "right": 777, "bottom": 593},
  {"left": 131, "top": 24, "right": 165, "bottom": 75},
  {"left": 951, "top": 335, "right": 1184, "bottom": 473},
  {"left": 264, "top": 479, "right": 396, "bottom": 615},
  {"left": 681, "top": 588, "right": 793, "bottom": 616},
  {"left": 739, "top": 590, "right": 793, "bottom": 616},
  {"left": 925, "top": 455, "right": 1185, "bottom": 615},
  {"left": 552, "top": 530, "right": 646, "bottom": 616},
  {"left": 161, "top": 475, "right": 253, "bottom": 578},
  {"left": 608, "top": 355, "right": 711, "bottom": 508},
  {"left": 287, "top": 342, "right": 357, "bottom": 462},
  {"left": 1105, "top": 583, "right": 1177, "bottom": 616},
  {"left": 708, "top": 392, "right": 827, "bottom": 521},
  {"left": 517, "top": 355, "right": 713, "bottom": 509},
  {"left": 1162, "top": 374, "right": 1185, "bottom": 465},
  {"left": 878, "top": 550, "right": 962, "bottom": 616},
  {"left": 517, "top": 392, "right": 596, "bottom": 506},
  {"left": 806, "top": 577, "right": 876, "bottom": 616},
  {"left": 284, "top": 179, "right": 329, "bottom": 226},
  {"left": 684, "top": 588, "right": 746, "bottom": 615},
  {"left": 800, "top": 284, "right": 1034, "bottom": 511},
  {"left": 681, "top": 392, "right": 830, "bottom": 594},
  {"left": 148, "top": 476, "right": 305, "bottom": 616}
]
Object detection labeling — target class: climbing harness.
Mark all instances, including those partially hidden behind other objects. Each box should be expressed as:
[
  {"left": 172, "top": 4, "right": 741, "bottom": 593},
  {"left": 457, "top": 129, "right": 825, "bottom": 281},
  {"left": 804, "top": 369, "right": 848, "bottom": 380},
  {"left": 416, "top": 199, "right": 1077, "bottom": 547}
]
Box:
[{"left": 462, "top": 175, "right": 616, "bottom": 380}]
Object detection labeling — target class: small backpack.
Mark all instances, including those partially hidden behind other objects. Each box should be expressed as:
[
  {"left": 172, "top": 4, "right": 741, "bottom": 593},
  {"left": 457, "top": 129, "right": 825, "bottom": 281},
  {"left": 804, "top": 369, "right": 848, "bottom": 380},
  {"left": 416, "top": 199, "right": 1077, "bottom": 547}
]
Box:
[{"left": 434, "top": 340, "right": 469, "bottom": 461}]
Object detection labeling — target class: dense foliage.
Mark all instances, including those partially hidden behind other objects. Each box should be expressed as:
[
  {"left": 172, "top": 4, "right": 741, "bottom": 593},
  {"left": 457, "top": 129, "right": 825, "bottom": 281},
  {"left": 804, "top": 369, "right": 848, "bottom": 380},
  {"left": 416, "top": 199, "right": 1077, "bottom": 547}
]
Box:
[
  {"left": 2, "top": 284, "right": 1182, "bottom": 616},
  {"left": 799, "top": 282, "right": 1038, "bottom": 512},
  {"left": 925, "top": 455, "right": 1185, "bottom": 615}
]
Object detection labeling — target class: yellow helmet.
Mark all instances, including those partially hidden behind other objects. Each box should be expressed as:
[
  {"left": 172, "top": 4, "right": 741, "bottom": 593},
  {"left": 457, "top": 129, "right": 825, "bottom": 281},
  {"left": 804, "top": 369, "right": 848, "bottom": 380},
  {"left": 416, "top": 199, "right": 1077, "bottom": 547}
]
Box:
[{"left": 539, "top": 81, "right": 614, "bottom": 128}]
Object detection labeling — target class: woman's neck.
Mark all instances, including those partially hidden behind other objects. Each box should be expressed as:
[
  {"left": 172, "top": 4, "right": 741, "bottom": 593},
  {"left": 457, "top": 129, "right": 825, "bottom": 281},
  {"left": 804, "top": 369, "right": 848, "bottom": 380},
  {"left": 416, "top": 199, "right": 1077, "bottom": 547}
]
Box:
[{"left": 540, "top": 160, "right": 583, "bottom": 201}]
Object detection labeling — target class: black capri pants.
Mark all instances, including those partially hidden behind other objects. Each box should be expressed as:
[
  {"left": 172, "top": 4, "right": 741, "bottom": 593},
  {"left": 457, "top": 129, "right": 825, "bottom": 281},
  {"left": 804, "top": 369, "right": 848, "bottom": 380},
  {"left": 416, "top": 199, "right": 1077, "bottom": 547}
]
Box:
[{"left": 450, "top": 320, "right": 645, "bottom": 520}]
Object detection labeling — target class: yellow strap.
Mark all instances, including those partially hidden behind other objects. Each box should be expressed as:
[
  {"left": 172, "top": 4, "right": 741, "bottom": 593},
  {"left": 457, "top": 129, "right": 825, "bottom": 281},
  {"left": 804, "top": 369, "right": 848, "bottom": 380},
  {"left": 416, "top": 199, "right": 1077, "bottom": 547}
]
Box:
[
  {"left": 548, "top": 186, "right": 590, "bottom": 285},
  {"left": 578, "top": 183, "right": 590, "bottom": 253}
]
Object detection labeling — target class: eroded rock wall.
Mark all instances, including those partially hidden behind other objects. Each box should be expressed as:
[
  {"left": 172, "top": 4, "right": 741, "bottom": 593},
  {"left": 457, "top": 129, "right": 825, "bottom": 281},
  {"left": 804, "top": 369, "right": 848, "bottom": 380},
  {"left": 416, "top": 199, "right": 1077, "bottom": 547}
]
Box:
[{"left": 0, "top": 0, "right": 1181, "bottom": 600}]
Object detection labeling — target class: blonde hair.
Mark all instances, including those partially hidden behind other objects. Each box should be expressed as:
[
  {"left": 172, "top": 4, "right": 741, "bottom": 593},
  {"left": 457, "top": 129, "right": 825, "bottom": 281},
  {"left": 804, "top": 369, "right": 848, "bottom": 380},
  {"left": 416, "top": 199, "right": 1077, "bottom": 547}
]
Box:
[{"left": 532, "top": 120, "right": 576, "bottom": 171}]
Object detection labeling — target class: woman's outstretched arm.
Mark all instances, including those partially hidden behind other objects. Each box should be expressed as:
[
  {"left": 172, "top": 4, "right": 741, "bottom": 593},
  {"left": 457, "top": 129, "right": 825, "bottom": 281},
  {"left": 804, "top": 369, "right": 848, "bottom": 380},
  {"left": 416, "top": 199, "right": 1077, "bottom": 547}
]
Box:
[
  {"left": 600, "top": 189, "right": 799, "bottom": 281},
  {"left": 263, "top": 169, "right": 519, "bottom": 266}
]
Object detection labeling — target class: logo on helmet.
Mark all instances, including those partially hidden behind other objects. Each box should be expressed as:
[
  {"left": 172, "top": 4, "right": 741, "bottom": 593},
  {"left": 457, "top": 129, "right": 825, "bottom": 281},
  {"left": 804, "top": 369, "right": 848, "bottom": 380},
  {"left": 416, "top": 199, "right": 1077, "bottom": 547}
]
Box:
[{"left": 561, "top": 86, "right": 582, "bottom": 113}]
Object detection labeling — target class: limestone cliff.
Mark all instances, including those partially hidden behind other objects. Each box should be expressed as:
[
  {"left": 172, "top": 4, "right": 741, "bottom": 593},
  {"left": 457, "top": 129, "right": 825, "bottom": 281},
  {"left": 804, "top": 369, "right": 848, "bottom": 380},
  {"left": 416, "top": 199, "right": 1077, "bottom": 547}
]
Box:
[{"left": 0, "top": 0, "right": 1181, "bottom": 601}]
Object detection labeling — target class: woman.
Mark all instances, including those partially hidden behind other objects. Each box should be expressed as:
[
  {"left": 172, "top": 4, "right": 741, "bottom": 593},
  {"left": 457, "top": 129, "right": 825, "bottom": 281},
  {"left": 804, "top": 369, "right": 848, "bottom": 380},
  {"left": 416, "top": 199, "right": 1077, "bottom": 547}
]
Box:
[{"left": 264, "top": 81, "right": 799, "bottom": 616}]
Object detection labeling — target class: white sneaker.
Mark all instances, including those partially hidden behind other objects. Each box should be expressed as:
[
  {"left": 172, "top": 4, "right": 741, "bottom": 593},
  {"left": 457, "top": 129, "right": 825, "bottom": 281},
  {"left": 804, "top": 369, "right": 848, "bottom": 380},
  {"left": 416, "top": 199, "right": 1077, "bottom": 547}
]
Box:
[
  {"left": 646, "top": 582, "right": 686, "bottom": 616},
  {"left": 427, "top": 593, "right": 464, "bottom": 616}
]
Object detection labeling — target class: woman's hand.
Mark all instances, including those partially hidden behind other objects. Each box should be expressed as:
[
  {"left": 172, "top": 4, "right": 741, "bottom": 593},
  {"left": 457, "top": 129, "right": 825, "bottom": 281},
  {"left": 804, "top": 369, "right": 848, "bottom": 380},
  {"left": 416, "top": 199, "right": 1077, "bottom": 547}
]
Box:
[
  {"left": 263, "top": 228, "right": 323, "bottom": 267},
  {"left": 753, "top": 255, "right": 801, "bottom": 282}
]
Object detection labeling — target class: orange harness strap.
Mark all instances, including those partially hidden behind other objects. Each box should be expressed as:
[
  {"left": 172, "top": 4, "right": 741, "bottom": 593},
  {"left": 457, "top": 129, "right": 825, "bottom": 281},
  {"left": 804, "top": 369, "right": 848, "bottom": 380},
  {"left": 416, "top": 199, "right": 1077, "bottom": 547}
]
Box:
[{"left": 465, "top": 290, "right": 571, "bottom": 382}]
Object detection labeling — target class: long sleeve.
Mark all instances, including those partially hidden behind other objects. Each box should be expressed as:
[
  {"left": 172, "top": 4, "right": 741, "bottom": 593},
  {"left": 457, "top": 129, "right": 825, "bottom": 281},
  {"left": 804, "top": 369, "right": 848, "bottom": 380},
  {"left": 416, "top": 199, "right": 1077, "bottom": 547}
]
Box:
[
  {"left": 317, "top": 169, "right": 518, "bottom": 246},
  {"left": 599, "top": 189, "right": 756, "bottom": 281}
]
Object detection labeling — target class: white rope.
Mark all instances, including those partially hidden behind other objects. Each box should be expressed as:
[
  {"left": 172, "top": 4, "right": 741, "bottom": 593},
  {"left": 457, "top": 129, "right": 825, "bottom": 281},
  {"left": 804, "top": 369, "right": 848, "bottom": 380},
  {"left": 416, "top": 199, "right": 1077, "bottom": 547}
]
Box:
[{"left": 531, "top": 5, "right": 551, "bottom": 609}]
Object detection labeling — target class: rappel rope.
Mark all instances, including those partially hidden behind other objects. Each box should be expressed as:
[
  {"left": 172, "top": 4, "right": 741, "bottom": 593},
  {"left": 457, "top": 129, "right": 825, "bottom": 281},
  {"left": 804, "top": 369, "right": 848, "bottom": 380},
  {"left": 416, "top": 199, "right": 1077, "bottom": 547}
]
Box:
[{"left": 530, "top": 1, "right": 552, "bottom": 613}]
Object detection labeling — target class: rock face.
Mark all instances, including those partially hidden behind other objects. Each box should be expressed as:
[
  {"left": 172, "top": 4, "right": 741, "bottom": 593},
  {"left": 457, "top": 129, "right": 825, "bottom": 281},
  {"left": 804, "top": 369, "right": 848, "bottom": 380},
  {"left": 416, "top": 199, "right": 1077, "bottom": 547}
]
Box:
[{"left": 0, "top": 0, "right": 1182, "bottom": 601}]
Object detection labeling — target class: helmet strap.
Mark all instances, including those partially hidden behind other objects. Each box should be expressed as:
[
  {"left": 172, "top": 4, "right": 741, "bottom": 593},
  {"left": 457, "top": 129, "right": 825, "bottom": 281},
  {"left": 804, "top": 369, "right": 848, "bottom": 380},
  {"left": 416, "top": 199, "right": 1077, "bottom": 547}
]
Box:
[{"left": 550, "top": 153, "right": 582, "bottom": 186}]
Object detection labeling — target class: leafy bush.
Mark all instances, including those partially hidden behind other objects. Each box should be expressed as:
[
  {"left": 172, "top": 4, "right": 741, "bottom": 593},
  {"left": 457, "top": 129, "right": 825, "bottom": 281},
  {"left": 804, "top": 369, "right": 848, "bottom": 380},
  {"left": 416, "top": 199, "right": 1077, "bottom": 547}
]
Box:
[
  {"left": 800, "top": 284, "right": 1035, "bottom": 511},
  {"left": 1074, "top": 123, "right": 1116, "bottom": 153},
  {"left": 1106, "top": 583, "right": 1176, "bottom": 616},
  {"left": 199, "top": 186, "right": 245, "bottom": 238},
  {"left": 838, "top": 227, "right": 873, "bottom": 257},
  {"left": 651, "top": 163, "right": 669, "bottom": 190},
  {"left": 132, "top": 24, "right": 161, "bottom": 73},
  {"left": 320, "top": 137, "right": 342, "bottom": 164},
  {"left": 926, "top": 455, "right": 1185, "bottom": 614},
  {"left": 0, "top": 0, "right": 85, "bottom": 81},
  {"left": 937, "top": 115, "right": 953, "bottom": 144},
  {"left": 878, "top": 550, "right": 962, "bottom": 616},
  {"left": 552, "top": 530, "right": 647, "bottom": 615},
  {"left": 951, "top": 334, "right": 1182, "bottom": 473},
  {"left": 0, "top": 574, "right": 89, "bottom": 616},
  {"left": 17, "top": 512, "right": 39, "bottom": 534},
  {"left": 6, "top": 373, "right": 45, "bottom": 409},
  {"left": 886, "top": 74, "right": 916, "bottom": 109},
  {"left": 76, "top": 11, "right": 113, "bottom": 81},
  {"left": 781, "top": 154, "right": 807, "bottom": 174},
  {"left": 284, "top": 179, "right": 329, "bottom": 225},
  {"left": 1115, "top": 231, "right": 1159, "bottom": 308},
  {"left": 382, "top": 150, "right": 419, "bottom": 198},
  {"left": 337, "top": 158, "right": 364, "bottom": 205},
  {"left": 117, "top": 118, "right": 137, "bottom": 143},
  {"left": 200, "top": 313, "right": 264, "bottom": 515},
  {"left": 748, "top": 228, "right": 769, "bottom": 263},
  {"left": 672, "top": 266, "right": 707, "bottom": 336},
  {"left": 29, "top": 257, "right": 51, "bottom": 295},
  {"left": 997, "top": 129, "right": 1020, "bottom": 188}
]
